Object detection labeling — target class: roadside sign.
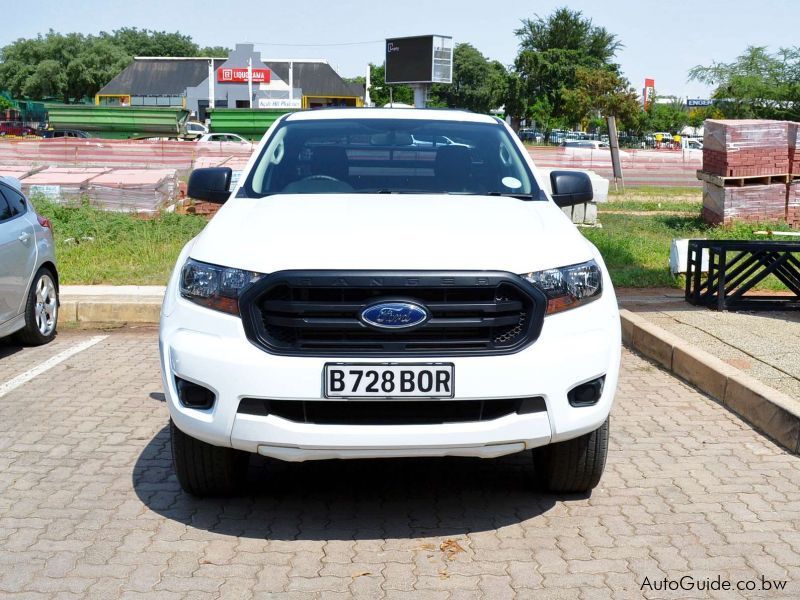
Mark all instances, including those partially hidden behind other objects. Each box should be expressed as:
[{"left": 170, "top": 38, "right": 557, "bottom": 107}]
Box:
[
  {"left": 258, "top": 98, "right": 302, "bottom": 109},
  {"left": 217, "top": 68, "right": 271, "bottom": 84},
  {"left": 385, "top": 35, "right": 453, "bottom": 84}
]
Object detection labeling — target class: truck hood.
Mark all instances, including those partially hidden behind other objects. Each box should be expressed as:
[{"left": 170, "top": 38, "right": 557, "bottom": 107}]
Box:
[{"left": 189, "top": 194, "right": 595, "bottom": 274}]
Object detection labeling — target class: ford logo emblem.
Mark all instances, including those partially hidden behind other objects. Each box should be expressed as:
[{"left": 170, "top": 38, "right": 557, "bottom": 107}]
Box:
[{"left": 360, "top": 301, "right": 429, "bottom": 329}]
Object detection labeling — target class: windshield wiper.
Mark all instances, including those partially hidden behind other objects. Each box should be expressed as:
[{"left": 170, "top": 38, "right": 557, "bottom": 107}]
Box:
[
  {"left": 359, "top": 189, "right": 432, "bottom": 194},
  {"left": 485, "top": 191, "right": 541, "bottom": 201}
]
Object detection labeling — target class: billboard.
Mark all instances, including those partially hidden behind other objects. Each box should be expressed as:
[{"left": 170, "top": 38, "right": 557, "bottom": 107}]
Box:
[
  {"left": 217, "top": 67, "right": 271, "bottom": 84},
  {"left": 643, "top": 78, "right": 655, "bottom": 107},
  {"left": 687, "top": 98, "right": 713, "bottom": 107},
  {"left": 385, "top": 35, "right": 453, "bottom": 84}
]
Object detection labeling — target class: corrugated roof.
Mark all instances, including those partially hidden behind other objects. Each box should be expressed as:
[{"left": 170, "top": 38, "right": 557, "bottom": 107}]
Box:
[
  {"left": 98, "top": 58, "right": 226, "bottom": 96},
  {"left": 99, "top": 57, "right": 363, "bottom": 99},
  {"left": 264, "top": 61, "right": 364, "bottom": 98}
]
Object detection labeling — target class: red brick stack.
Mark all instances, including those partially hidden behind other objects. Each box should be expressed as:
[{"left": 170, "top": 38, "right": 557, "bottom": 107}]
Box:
[
  {"left": 790, "top": 122, "right": 800, "bottom": 176},
  {"left": 699, "top": 119, "right": 800, "bottom": 228},
  {"left": 702, "top": 184, "right": 788, "bottom": 225},
  {"left": 703, "top": 120, "right": 789, "bottom": 177},
  {"left": 788, "top": 184, "right": 800, "bottom": 228}
]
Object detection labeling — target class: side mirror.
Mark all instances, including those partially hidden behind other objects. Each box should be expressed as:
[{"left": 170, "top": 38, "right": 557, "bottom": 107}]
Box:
[
  {"left": 549, "top": 170, "right": 593, "bottom": 207},
  {"left": 187, "top": 167, "right": 232, "bottom": 204}
]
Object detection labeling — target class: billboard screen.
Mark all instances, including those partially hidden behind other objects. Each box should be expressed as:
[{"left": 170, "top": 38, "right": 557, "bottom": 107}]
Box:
[{"left": 385, "top": 35, "right": 452, "bottom": 84}]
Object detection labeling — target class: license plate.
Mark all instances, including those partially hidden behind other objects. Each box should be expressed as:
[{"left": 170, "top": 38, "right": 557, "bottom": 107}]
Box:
[{"left": 324, "top": 363, "right": 455, "bottom": 398}]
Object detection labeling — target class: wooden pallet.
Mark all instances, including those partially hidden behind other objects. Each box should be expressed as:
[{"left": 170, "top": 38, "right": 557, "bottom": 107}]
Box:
[{"left": 696, "top": 170, "right": 791, "bottom": 187}]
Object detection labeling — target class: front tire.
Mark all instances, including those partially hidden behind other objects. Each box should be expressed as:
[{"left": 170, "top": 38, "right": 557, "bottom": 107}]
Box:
[
  {"left": 170, "top": 420, "right": 248, "bottom": 497},
  {"left": 14, "top": 267, "right": 58, "bottom": 346},
  {"left": 533, "top": 418, "right": 609, "bottom": 493}
]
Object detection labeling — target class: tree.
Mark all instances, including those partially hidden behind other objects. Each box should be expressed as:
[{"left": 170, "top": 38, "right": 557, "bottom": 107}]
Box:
[
  {"left": 641, "top": 98, "right": 689, "bottom": 133},
  {"left": 689, "top": 46, "right": 800, "bottom": 120},
  {"left": 687, "top": 105, "right": 724, "bottom": 128},
  {"left": 103, "top": 28, "right": 200, "bottom": 58},
  {"left": 429, "top": 43, "right": 507, "bottom": 113},
  {"left": 199, "top": 46, "right": 231, "bottom": 57},
  {"left": 0, "top": 29, "right": 231, "bottom": 103},
  {"left": 512, "top": 7, "right": 626, "bottom": 134},
  {"left": 561, "top": 66, "right": 640, "bottom": 130},
  {"left": 503, "top": 72, "right": 528, "bottom": 129},
  {"left": 363, "top": 63, "right": 413, "bottom": 107}
]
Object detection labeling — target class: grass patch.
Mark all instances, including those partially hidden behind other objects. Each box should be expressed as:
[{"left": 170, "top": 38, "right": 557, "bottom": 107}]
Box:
[
  {"left": 604, "top": 187, "right": 702, "bottom": 212},
  {"left": 599, "top": 199, "right": 701, "bottom": 213},
  {"left": 608, "top": 186, "right": 701, "bottom": 198},
  {"left": 582, "top": 212, "right": 794, "bottom": 288},
  {"left": 32, "top": 197, "right": 208, "bottom": 285}
]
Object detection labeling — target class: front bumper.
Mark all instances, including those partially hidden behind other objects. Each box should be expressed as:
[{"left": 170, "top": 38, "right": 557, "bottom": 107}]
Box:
[{"left": 160, "top": 275, "right": 621, "bottom": 462}]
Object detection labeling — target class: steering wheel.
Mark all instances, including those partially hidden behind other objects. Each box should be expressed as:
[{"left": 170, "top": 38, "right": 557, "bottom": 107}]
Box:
[
  {"left": 301, "top": 175, "right": 341, "bottom": 183},
  {"left": 281, "top": 174, "right": 354, "bottom": 194}
]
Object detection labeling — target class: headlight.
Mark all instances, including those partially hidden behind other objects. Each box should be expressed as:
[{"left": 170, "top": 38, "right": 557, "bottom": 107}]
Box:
[
  {"left": 521, "top": 260, "right": 602, "bottom": 315},
  {"left": 180, "top": 258, "right": 264, "bottom": 315}
]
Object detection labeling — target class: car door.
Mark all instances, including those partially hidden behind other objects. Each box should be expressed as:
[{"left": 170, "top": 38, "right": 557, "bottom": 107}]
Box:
[{"left": 0, "top": 187, "right": 37, "bottom": 324}]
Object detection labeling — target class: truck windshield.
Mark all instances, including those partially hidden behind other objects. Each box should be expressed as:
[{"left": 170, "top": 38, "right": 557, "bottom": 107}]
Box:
[{"left": 240, "top": 117, "right": 540, "bottom": 198}]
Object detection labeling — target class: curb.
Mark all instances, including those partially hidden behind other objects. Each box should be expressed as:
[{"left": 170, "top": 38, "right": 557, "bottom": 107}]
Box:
[
  {"left": 58, "top": 298, "right": 162, "bottom": 326},
  {"left": 620, "top": 309, "right": 800, "bottom": 454}
]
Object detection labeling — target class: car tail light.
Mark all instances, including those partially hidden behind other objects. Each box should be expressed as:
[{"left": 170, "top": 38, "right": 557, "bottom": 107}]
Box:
[{"left": 37, "top": 215, "right": 52, "bottom": 229}]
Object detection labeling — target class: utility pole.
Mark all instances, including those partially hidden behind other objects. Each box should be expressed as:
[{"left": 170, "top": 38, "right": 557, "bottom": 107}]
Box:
[
  {"left": 365, "top": 65, "right": 371, "bottom": 107},
  {"left": 412, "top": 84, "right": 427, "bottom": 109},
  {"left": 247, "top": 57, "right": 253, "bottom": 108},
  {"left": 289, "top": 62, "right": 294, "bottom": 101},
  {"left": 208, "top": 59, "right": 216, "bottom": 112}
]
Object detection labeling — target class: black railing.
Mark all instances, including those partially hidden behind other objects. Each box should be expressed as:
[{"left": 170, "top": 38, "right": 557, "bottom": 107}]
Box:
[{"left": 686, "top": 240, "right": 800, "bottom": 311}]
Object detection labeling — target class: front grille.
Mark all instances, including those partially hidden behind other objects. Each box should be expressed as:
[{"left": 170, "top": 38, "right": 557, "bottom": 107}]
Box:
[
  {"left": 238, "top": 397, "right": 546, "bottom": 425},
  {"left": 239, "top": 271, "right": 547, "bottom": 356}
]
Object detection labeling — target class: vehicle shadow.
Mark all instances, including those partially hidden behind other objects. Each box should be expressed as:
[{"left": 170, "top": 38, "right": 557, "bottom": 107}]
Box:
[
  {"left": 133, "top": 425, "right": 571, "bottom": 540},
  {"left": 0, "top": 340, "right": 24, "bottom": 360}
]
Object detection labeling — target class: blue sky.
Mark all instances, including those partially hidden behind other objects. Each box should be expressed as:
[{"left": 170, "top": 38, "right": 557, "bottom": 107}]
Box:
[{"left": 3, "top": 0, "right": 797, "bottom": 98}]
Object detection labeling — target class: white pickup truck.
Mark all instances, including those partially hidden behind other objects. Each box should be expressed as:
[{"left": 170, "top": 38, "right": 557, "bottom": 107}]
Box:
[{"left": 160, "top": 108, "right": 621, "bottom": 496}]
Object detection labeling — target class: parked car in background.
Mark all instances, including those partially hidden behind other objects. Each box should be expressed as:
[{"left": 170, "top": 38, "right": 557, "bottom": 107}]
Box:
[
  {"left": 517, "top": 128, "right": 543, "bottom": 143},
  {"left": 561, "top": 140, "right": 610, "bottom": 150},
  {"left": 683, "top": 138, "right": 703, "bottom": 150},
  {"left": 196, "top": 133, "right": 249, "bottom": 144},
  {"left": 162, "top": 108, "right": 620, "bottom": 497},
  {"left": 0, "top": 122, "right": 37, "bottom": 137},
  {"left": 0, "top": 177, "right": 59, "bottom": 345},
  {"left": 39, "top": 129, "right": 91, "bottom": 139},
  {"left": 185, "top": 121, "right": 209, "bottom": 136}
]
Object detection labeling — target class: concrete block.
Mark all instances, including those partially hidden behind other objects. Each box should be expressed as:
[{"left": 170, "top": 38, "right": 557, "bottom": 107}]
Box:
[
  {"left": 77, "top": 300, "right": 161, "bottom": 324},
  {"left": 724, "top": 374, "right": 800, "bottom": 453},
  {"left": 672, "top": 344, "right": 736, "bottom": 400},
  {"left": 584, "top": 203, "right": 598, "bottom": 224},
  {"left": 630, "top": 320, "right": 679, "bottom": 370},
  {"left": 57, "top": 300, "right": 78, "bottom": 324},
  {"left": 619, "top": 311, "right": 635, "bottom": 345}
]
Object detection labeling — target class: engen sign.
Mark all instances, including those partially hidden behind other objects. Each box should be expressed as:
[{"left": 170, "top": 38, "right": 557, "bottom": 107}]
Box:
[{"left": 217, "top": 67, "right": 271, "bottom": 84}]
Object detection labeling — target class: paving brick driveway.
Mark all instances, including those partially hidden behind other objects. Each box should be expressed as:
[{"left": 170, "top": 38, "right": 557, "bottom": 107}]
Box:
[{"left": 1, "top": 329, "right": 799, "bottom": 599}]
